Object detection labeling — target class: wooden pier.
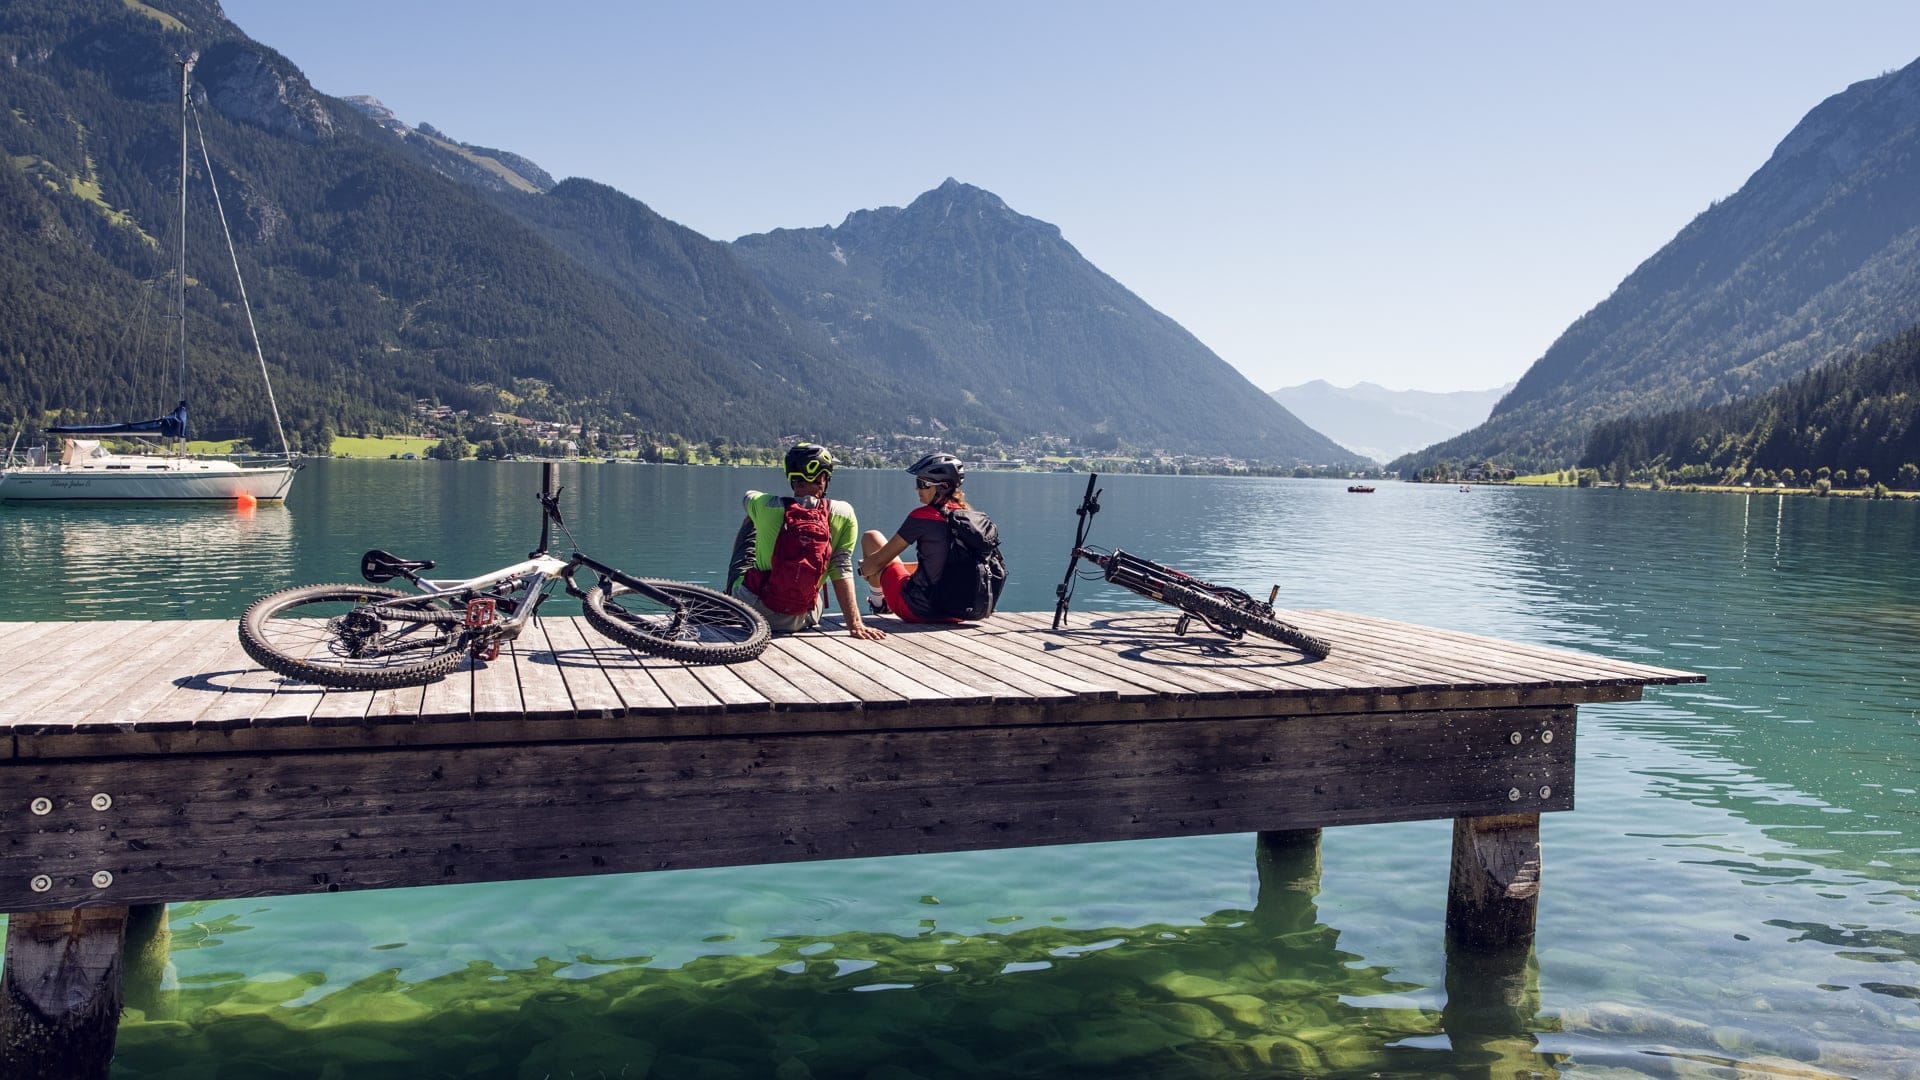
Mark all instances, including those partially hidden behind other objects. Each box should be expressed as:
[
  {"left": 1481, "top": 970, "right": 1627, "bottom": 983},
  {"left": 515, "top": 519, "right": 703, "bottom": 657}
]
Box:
[{"left": 1, "top": 608, "right": 1698, "bottom": 1077}]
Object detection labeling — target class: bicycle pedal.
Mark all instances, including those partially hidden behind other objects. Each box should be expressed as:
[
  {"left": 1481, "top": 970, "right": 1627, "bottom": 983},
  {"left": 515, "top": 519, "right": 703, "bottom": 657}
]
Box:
[
  {"left": 473, "top": 642, "right": 500, "bottom": 662},
  {"left": 465, "top": 598, "right": 497, "bottom": 627}
]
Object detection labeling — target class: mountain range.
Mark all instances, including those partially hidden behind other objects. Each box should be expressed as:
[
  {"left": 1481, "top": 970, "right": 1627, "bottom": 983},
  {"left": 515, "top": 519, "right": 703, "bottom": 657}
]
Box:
[
  {"left": 1268, "top": 381, "right": 1511, "bottom": 464},
  {"left": 1395, "top": 55, "right": 1920, "bottom": 474},
  {"left": 0, "top": 0, "right": 1358, "bottom": 466}
]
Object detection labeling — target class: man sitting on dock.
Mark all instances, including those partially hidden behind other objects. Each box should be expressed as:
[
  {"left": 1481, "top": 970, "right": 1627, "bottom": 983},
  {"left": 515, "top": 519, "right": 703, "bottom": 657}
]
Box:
[{"left": 725, "top": 443, "right": 886, "bottom": 640}]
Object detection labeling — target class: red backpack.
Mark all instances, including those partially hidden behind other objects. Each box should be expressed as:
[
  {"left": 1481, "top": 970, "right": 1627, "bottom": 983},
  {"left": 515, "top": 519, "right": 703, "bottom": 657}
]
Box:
[{"left": 744, "top": 497, "right": 833, "bottom": 615}]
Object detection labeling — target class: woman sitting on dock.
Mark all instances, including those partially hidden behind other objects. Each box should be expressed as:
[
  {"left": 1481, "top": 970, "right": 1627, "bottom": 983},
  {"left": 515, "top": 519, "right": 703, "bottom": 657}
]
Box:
[{"left": 859, "top": 453, "right": 1005, "bottom": 622}]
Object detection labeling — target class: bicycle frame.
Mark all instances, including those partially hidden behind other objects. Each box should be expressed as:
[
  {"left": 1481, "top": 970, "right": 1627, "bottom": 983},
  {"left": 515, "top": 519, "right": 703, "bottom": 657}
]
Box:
[
  {"left": 1052, "top": 472, "right": 1278, "bottom": 639},
  {"left": 356, "top": 464, "right": 700, "bottom": 657}
]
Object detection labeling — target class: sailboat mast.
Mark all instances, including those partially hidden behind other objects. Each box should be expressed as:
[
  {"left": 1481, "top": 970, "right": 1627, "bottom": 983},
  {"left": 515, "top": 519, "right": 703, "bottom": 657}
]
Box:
[{"left": 176, "top": 57, "right": 192, "bottom": 455}]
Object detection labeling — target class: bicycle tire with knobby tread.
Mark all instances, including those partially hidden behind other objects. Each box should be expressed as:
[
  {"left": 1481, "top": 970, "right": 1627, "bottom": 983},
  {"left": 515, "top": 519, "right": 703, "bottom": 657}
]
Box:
[
  {"left": 583, "top": 578, "right": 771, "bottom": 664},
  {"left": 240, "top": 583, "right": 471, "bottom": 689},
  {"left": 1151, "top": 579, "right": 1333, "bottom": 658}
]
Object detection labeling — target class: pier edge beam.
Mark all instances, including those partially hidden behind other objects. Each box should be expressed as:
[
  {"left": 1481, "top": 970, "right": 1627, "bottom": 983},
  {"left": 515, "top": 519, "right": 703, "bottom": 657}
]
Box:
[
  {"left": 2, "top": 906, "right": 131, "bottom": 1080},
  {"left": 1445, "top": 813, "right": 1541, "bottom": 952}
]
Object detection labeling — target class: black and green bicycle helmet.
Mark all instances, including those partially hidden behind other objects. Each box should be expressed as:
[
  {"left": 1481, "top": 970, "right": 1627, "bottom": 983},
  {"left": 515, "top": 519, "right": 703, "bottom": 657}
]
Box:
[{"left": 785, "top": 442, "right": 834, "bottom": 484}]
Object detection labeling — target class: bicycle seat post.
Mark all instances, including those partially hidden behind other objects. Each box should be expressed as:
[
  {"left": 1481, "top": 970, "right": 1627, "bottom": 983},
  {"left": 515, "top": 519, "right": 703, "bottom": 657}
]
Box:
[{"left": 534, "top": 462, "right": 559, "bottom": 557}]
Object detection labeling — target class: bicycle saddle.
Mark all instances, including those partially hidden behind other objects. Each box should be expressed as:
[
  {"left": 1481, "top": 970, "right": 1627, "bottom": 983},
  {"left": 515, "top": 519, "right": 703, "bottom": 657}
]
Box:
[{"left": 360, "top": 548, "right": 435, "bottom": 584}]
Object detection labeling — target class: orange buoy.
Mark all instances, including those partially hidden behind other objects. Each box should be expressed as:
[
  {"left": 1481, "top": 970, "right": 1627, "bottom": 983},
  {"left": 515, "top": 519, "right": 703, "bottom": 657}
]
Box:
[{"left": 236, "top": 492, "right": 257, "bottom": 509}]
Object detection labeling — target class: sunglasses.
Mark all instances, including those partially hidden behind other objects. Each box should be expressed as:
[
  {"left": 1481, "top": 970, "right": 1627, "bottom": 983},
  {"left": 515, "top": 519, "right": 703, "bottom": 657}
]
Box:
[{"left": 916, "top": 479, "right": 940, "bottom": 490}]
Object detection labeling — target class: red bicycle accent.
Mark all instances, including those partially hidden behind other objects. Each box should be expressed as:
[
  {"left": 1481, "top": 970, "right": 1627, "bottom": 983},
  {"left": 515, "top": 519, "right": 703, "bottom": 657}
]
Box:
[
  {"left": 465, "top": 598, "right": 500, "bottom": 661},
  {"left": 1051, "top": 473, "right": 1332, "bottom": 659}
]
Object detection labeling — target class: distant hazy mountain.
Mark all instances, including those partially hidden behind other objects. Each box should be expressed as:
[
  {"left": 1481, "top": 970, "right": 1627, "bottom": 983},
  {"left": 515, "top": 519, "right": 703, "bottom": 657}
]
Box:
[
  {"left": 1269, "top": 380, "right": 1511, "bottom": 463},
  {"left": 1396, "top": 55, "right": 1920, "bottom": 474}
]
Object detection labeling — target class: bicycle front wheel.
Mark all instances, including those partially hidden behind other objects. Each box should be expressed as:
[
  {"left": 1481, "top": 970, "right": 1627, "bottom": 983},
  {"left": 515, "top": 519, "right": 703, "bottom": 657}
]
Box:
[
  {"left": 1153, "top": 580, "right": 1333, "bottom": 659},
  {"left": 583, "top": 578, "right": 770, "bottom": 664},
  {"left": 240, "top": 584, "right": 470, "bottom": 689}
]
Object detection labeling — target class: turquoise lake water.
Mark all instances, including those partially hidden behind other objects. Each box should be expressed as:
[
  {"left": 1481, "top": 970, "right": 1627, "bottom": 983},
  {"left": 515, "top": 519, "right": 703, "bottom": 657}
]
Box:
[{"left": 2, "top": 460, "right": 1917, "bottom": 1077}]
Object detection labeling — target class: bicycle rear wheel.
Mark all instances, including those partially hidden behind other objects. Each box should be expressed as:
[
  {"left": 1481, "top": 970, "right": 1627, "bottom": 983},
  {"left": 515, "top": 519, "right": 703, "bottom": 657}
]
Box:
[
  {"left": 1153, "top": 580, "right": 1333, "bottom": 659},
  {"left": 583, "top": 578, "right": 770, "bottom": 664},
  {"left": 240, "top": 584, "right": 470, "bottom": 689}
]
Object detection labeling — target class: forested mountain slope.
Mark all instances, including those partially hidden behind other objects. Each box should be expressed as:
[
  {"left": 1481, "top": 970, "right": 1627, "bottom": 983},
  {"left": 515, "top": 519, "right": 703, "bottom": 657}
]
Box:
[
  {"left": 0, "top": 0, "right": 835, "bottom": 446},
  {"left": 729, "top": 180, "right": 1358, "bottom": 463},
  {"left": 1395, "top": 55, "right": 1920, "bottom": 475},
  {"left": 1, "top": 0, "right": 1355, "bottom": 463},
  {"left": 1581, "top": 321, "right": 1920, "bottom": 485}
]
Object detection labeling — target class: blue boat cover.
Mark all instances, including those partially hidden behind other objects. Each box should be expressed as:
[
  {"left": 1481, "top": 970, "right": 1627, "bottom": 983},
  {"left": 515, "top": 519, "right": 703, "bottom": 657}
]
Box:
[{"left": 50, "top": 401, "right": 188, "bottom": 439}]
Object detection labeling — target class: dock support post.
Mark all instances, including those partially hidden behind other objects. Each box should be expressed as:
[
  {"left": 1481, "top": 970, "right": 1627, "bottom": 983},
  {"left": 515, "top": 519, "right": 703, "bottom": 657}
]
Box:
[
  {"left": 2, "top": 906, "right": 130, "bottom": 1080},
  {"left": 122, "top": 904, "right": 173, "bottom": 1019},
  {"left": 1445, "top": 813, "right": 1540, "bottom": 951},
  {"left": 1254, "top": 828, "right": 1322, "bottom": 935},
  {"left": 1442, "top": 815, "right": 1544, "bottom": 1063}
]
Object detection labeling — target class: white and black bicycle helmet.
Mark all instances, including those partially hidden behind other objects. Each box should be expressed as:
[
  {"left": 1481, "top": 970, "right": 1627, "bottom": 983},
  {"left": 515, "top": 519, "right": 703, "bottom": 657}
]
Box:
[{"left": 907, "top": 452, "right": 964, "bottom": 489}]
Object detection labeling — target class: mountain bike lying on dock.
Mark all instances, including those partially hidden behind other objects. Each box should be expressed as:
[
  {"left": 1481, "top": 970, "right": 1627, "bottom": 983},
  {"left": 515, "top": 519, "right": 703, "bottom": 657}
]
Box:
[
  {"left": 240, "top": 464, "right": 770, "bottom": 688},
  {"left": 1051, "top": 474, "right": 1332, "bottom": 659}
]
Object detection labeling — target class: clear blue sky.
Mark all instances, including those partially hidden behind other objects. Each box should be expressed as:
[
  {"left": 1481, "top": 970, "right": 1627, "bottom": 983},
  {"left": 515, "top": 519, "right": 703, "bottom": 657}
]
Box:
[{"left": 222, "top": 1, "right": 1920, "bottom": 395}]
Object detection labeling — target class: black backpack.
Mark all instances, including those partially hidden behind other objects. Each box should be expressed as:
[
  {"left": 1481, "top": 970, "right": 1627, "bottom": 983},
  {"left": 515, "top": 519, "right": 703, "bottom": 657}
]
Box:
[{"left": 928, "top": 507, "right": 1007, "bottom": 620}]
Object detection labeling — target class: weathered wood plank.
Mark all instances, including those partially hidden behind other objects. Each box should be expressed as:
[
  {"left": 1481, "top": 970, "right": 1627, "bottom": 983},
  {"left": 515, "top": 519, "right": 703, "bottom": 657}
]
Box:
[
  {"left": 514, "top": 618, "right": 580, "bottom": 718},
  {"left": 0, "top": 621, "right": 172, "bottom": 726},
  {"left": 751, "top": 639, "right": 862, "bottom": 708},
  {"left": 0, "top": 622, "right": 95, "bottom": 684},
  {"left": 1315, "top": 610, "right": 1700, "bottom": 684},
  {"left": 0, "top": 621, "right": 68, "bottom": 657},
  {"left": 1305, "top": 611, "right": 1605, "bottom": 688},
  {"left": 0, "top": 705, "right": 1573, "bottom": 912},
  {"left": 685, "top": 659, "right": 775, "bottom": 711},
  {"left": 930, "top": 623, "right": 1123, "bottom": 699},
  {"left": 801, "top": 632, "right": 992, "bottom": 705},
  {"left": 32, "top": 620, "right": 232, "bottom": 730},
  {"left": 877, "top": 629, "right": 1076, "bottom": 702},
  {"left": 779, "top": 635, "right": 912, "bottom": 709},
  {"left": 575, "top": 632, "right": 678, "bottom": 714},
  {"left": 713, "top": 649, "right": 820, "bottom": 710},
  {"left": 998, "top": 610, "right": 1301, "bottom": 697},
  {"left": 470, "top": 640, "right": 526, "bottom": 723},
  {"left": 0, "top": 612, "right": 1692, "bottom": 758},
  {"left": 536, "top": 615, "right": 627, "bottom": 717},
  {"left": 416, "top": 650, "right": 474, "bottom": 725},
  {"left": 363, "top": 676, "right": 427, "bottom": 723},
  {"left": 631, "top": 652, "right": 726, "bottom": 712}
]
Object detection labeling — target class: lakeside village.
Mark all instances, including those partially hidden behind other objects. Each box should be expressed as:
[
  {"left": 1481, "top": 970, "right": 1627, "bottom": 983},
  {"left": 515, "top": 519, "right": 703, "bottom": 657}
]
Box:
[{"left": 342, "top": 402, "right": 1393, "bottom": 479}]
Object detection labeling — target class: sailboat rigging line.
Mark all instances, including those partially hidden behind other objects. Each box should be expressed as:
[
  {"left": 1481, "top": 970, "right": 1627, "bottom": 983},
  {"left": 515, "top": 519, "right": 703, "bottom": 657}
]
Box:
[
  {"left": 189, "top": 85, "right": 292, "bottom": 460},
  {"left": 176, "top": 58, "right": 190, "bottom": 456}
]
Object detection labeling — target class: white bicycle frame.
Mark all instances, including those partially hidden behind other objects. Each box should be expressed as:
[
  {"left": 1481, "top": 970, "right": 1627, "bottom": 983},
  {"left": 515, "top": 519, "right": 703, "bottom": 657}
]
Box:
[{"left": 401, "top": 552, "right": 575, "bottom": 640}]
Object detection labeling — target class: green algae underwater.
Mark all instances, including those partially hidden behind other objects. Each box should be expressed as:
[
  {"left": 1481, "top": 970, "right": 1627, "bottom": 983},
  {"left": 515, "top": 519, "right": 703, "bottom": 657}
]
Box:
[{"left": 111, "top": 879, "right": 1500, "bottom": 1080}]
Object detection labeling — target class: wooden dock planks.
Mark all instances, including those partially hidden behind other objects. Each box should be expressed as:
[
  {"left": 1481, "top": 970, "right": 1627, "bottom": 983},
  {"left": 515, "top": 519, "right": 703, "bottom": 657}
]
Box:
[
  {"left": 0, "top": 608, "right": 1695, "bottom": 914},
  {"left": 0, "top": 610, "right": 1699, "bottom": 758}
]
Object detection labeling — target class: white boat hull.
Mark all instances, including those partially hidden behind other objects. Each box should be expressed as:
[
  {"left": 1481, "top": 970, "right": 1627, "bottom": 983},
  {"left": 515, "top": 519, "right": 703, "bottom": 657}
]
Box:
[{"left": 0, "top": 457, "right": 297, "bottom": 502}]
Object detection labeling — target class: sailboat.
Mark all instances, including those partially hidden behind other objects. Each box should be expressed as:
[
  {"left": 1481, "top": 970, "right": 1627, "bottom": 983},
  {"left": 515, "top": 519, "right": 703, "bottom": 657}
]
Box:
[{"left": 0, "top": 58, "right": 298, "bottom": 503}]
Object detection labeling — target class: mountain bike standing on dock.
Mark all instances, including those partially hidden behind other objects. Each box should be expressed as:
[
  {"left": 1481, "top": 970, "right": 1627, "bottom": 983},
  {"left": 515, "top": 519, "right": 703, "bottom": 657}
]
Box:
[
  {"left": 240, "top": 464, "right": 770, "bottom": 688},
  {"left": 1051, "top": 474, "right": 1332, "bottom": 659}
]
